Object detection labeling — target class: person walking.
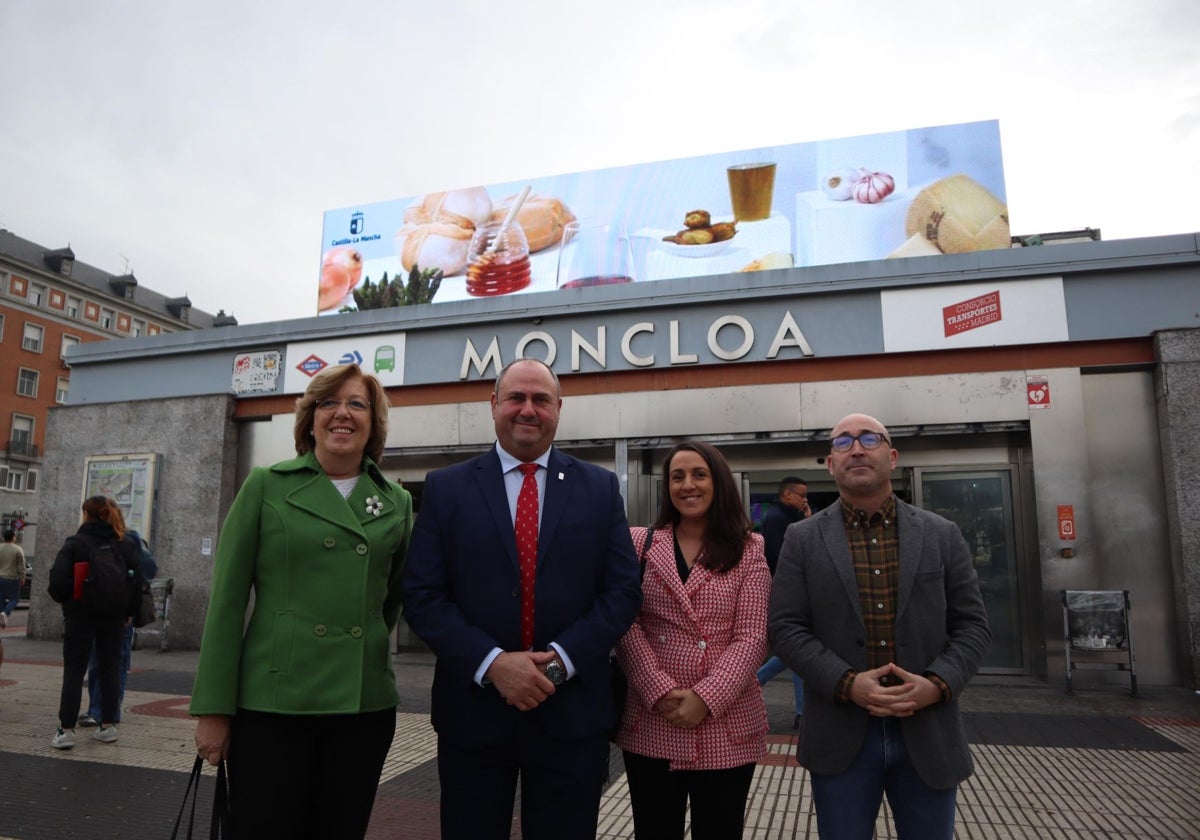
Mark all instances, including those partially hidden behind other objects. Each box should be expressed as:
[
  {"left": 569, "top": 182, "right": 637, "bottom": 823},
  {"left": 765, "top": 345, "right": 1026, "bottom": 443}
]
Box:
[
  {"left": 46, "top": 496, "right": 141, "bottom": 749},
  {"left": 768, "top": 414, "right": 991, "bottom": 839},
  {"left": 0, "top": 528, "right": 25, "bottom": 630},
  {"left": 78, "top": 526, "right": 158, "bottom": 728},
  {"left": 756, "top": 476, "right": 809, "bottom": 728}
]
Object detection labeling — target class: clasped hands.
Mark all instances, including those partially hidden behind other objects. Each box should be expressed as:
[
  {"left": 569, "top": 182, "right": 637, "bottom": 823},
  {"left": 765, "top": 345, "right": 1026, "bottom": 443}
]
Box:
[
  {"left": 652, "top": 688, "right": 709, "bottom": 729},
  {"left": 851, "top": 662, "right": 941, "bottom": 717},
  {"left": 487, "top": 650, "right": 561, "bottom": 711}
]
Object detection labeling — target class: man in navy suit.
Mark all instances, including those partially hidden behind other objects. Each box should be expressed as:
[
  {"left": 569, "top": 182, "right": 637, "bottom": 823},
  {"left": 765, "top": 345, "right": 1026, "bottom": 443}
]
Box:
[
  {"left": 402, "top": 358, "right": 642, "bottom": 840},
  {"left": 768, "top": 413, "right": 990, "bottom": 840}
]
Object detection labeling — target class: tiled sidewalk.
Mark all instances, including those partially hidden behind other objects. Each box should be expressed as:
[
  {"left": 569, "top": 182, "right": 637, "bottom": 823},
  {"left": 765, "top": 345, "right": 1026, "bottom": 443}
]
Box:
[{"left": 2, "top": 616, "right": 1199, "bottom": 839}]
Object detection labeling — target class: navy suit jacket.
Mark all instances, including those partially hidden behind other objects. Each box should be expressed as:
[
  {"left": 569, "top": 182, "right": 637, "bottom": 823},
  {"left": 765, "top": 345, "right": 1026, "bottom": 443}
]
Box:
[{"left": 402, "top": 445, "right": 642, "bottom": 748}]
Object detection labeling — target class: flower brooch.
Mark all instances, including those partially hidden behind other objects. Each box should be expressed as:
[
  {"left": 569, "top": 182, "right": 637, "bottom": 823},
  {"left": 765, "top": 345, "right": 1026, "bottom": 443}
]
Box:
[{"left": 365, "top": 495, "right": 383, "bottom": 516}]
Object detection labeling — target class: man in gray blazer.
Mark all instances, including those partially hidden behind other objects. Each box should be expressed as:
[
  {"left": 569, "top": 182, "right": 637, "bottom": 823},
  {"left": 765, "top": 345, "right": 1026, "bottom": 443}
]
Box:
[{"left": 768, "top": 413, "right": 990, "bottom": 840}]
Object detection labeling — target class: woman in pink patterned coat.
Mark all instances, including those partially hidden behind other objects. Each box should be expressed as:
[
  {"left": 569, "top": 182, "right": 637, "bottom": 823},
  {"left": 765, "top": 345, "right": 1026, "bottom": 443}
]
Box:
[{"left": 615, "top": 441, "right": 772, "bottom": 839}]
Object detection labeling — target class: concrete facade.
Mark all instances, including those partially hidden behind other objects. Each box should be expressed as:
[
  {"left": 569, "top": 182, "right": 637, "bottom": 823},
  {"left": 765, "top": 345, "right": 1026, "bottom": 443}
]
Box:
[
  {"left": 1155, "top": 327, "right": 1200, "bottom": 688},
  {"left": 28, "top": 394, "right": 239, "bottom": 650}
]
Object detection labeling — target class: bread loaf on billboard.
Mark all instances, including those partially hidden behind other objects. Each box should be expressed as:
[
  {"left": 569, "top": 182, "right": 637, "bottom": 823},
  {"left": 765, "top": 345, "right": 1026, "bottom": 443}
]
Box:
[
  {"left": 490, "top": 193, "right": 576, "bottom": 253},
  {"left": 904, "top": 175, "right": 1009, "bottom": 254}
]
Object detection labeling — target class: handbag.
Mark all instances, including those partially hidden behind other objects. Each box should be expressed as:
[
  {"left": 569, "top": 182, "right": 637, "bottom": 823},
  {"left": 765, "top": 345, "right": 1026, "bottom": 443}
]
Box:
[
  {"left": 134, "top": 581, "right": 157, "bottom": 628},
  {"left": 609, "top": 526, "right": 654, "bottom": 741},
  {"left": 171, "top": 755, "right": 231, "bottom": 840}
]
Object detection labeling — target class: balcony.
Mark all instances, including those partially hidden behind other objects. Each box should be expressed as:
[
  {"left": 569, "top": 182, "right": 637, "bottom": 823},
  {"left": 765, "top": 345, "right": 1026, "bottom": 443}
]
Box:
[{"left": 6, "top": 439, "right": 39, "bottom": 460}]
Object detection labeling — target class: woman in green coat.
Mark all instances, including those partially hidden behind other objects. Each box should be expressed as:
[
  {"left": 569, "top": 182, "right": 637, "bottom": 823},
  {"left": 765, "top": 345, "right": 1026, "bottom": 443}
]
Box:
[{"left": 191, "top": 363, "right": 413, "bottom": 839}]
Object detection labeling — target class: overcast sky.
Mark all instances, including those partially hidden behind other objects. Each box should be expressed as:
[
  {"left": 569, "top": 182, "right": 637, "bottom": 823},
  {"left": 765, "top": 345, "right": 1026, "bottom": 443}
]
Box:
[{"left": 2, "top": 0, "right": 1197, "bottom": 325}]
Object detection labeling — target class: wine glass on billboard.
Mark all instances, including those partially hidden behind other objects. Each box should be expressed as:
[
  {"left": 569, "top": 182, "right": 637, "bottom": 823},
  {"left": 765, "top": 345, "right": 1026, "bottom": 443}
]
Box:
[{"left": 555, "top": 218, "right": 636, "bottom": 289}]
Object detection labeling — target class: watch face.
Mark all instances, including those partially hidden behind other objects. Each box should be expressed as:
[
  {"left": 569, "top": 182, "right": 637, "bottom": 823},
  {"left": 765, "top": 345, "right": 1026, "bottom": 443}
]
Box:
[{"left": 545, "top": 661, "right": 566, "bottom": 685}]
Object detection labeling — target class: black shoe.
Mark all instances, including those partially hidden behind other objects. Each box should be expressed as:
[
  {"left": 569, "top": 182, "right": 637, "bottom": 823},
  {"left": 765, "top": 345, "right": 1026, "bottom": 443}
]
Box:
[{"left": 792, "top": 714, "right": 802, "bottom": 730}]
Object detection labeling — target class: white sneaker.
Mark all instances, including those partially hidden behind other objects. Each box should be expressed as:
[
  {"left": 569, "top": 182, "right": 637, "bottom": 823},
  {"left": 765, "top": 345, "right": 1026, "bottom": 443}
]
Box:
[
  {"left": 51, "top": 728, "right": 74, "bottom": 749},
  {"left": 93, "top": 725, "right": 119, "bottom": 743},
  {"left": 0, "top": 612, "right": 7, "bottom": 628}
]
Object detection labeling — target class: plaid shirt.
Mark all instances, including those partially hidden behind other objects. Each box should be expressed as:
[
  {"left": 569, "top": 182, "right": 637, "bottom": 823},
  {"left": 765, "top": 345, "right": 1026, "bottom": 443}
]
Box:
[{"left": 834, "top": 495, "right": 950, "bottom": 704}]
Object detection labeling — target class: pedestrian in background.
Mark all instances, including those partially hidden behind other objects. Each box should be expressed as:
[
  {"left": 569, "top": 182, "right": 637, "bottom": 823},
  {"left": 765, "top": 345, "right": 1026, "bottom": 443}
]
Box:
[
  {"left": 78, "top": 524, "right": 157, "bottom": 728},
  {"left": 756, "top": 476, "right": 810, "bottom": 728},
  {"left": 0, "top": 528, "right": 25, "bottom": 630},
  {"left": 615, "top": 441, "right": 771, "bottom": 840},
  {"left": 46, "top": 495, "right": 140, "bottom": 749},
  {"left": 190, "top": 363, "right": 412, "bottom": 839}
]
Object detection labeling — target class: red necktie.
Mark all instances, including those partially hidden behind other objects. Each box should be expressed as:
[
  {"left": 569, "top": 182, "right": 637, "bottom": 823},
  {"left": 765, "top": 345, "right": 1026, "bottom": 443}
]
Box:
[{"left": 516, "top": 463, "right": 539, "bottom": 650}]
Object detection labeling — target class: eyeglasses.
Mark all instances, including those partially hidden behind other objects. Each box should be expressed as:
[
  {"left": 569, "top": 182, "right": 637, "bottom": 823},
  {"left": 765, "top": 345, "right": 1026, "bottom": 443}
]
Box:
[
  {"left": 316, "top": 398, "right": 371, "bottom": 413},
  {"left": 830, "top": 432, "right": 890, "bottom": 453}
]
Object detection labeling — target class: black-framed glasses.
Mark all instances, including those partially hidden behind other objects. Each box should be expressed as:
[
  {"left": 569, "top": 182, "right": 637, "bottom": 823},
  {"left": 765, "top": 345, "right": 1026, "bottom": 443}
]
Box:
[
  {"left": 316, "top": 398, "right": 371, "bottom": 413},
  {"left": 830, "top": 432, "right": 890, "bottom": 453}
]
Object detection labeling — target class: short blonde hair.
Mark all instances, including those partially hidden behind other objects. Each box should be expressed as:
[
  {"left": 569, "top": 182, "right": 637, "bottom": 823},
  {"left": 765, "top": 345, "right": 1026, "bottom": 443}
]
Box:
[{"left": 293, "top": 364, "right": 389, "bottom": 463}]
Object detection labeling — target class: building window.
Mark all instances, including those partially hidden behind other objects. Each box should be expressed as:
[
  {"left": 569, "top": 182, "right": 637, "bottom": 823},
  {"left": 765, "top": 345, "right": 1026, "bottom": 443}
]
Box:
[
  {"left": 26, "top": 469, "right": 38, "bottom": 492},
  {"left": 49, "top": 289, "right": 66, "bottom": 310},
  {"left": 66, "top": 296, "right": 81, "bottom": 318},
  {"left": 132, "top": 318, "right": 146, "bottom": 337},
  {"left": 116, "top": 312, "right": 132, "bottom": 332},
  {"left": 17, "top": 368, "right": 38, "bottom": 397},
  {"left": 84, "top": 301, "right": 99, "bottom": 321},
  {"left": 22, "top": 322, "right": 44, "bottom": 352},
  {"left": 61, "top": 334, "right": 80, "bottom": 361},
  {"left": 11, "top": 415, "right": 34, "bottom": 449},
  {"left": 4, "top": 468, "right": 24, "bottom": 492},
  {"left": 0, "top": 312, "right": 4, "bottom": 340},
  {"left": 56, "top": 376, "right": 70, "bottom": 403},
  {"left": 29, "top": 283, "right": 47, "bottom": 307},
  {"left": 100, "top": 308, "right": 114, "bottom": 329},
  {"left": 10, "top": 275, "right": 27, "bottom": 296}
]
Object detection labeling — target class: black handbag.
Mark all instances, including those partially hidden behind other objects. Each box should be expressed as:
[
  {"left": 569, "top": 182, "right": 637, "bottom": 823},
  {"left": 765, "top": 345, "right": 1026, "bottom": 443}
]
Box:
[
  {"left": 609, "top": 526, "right": 654, "bottom": 741},
  {"left": 171, "top": 755, "right": 231, "bottom": 840}
]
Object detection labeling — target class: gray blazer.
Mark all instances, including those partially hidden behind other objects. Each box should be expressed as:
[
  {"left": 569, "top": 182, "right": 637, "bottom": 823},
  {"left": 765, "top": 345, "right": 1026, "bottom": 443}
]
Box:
[{"left": 768, "top": 497, "right": 991, "bottom": 789}]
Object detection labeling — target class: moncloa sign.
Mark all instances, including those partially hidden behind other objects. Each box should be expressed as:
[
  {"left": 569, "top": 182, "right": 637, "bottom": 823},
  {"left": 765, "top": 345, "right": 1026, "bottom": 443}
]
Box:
[{"left": 459, "top": 311, "right": 815, "bottom": 380}]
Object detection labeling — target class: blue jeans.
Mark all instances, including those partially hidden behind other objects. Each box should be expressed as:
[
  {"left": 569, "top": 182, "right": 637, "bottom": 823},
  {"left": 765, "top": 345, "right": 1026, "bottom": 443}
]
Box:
[
  {"left": 810, "top": 716, "right": 957, "bottom": 840},
  {"left": 87, "top": 622, "right": 133, "bottom": 721},
  {"left": 0, "top": 577, "right": 19, "bottom": 615},
  {"left": 756, "top": 655, "right": 804, "bottom": 714}
]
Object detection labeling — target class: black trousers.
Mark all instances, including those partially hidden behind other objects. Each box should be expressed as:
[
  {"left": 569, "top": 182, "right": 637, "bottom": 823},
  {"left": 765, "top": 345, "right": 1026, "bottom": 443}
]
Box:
[
  {"left": 437, "top": 722, "right": 610, "bottom": 840},
  {"left": 228, "top": 707, "right": 396, "bottom": 840},
  {"left": 58, "top": 609, "right": 123, "bottom": 729},
  {"left": 622, "top": 750, "right": 756, "bottom": 840}
]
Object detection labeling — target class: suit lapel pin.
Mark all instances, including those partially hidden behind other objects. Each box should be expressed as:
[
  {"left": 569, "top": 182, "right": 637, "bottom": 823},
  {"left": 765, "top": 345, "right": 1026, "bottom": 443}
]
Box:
[{"left": 557, "top": 472, "right": 564, "bottom": 480}]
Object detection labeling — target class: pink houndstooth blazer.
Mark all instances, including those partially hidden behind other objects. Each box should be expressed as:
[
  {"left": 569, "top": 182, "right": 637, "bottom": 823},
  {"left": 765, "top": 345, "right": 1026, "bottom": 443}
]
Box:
[{"left": 614, "top": 525, "right": 771, "bottom": 770}]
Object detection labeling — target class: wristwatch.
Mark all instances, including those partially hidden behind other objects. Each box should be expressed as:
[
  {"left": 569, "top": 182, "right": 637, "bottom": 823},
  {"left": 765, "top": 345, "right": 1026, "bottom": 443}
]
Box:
[{"left": 544, "top": 660, "right": 566, "bottom": 686}]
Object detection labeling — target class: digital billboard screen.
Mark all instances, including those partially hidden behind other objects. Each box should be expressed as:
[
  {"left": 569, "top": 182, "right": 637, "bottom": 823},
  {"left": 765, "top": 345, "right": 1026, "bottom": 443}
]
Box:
[{"left": 318, "top": 120, "right": 1008, "bottom": 315}]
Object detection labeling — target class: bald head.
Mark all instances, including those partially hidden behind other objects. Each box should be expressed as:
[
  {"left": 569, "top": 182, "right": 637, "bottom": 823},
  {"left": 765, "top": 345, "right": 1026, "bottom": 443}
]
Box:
[{"left": 827, "top": 413, "right": 897, "bottom": 512}]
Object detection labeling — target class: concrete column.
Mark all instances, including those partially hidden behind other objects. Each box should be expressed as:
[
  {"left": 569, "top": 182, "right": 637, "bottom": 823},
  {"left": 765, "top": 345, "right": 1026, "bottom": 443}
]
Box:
[
  {"left": 30, "top": 394, "right": 239, "bottom": 650},
  {"left": 1155, "top": 328, "right": 1200, "bottom": 689}
]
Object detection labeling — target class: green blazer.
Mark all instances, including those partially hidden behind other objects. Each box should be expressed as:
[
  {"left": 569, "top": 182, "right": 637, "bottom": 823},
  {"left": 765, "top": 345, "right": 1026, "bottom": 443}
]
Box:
[{"left": 189, "top": 451, "right": 412, "bottom": 716}]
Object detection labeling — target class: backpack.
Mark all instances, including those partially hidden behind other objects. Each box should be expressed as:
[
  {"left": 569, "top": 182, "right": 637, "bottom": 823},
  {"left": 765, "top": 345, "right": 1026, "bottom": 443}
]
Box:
[{"left": 75, "top": 534, "right": 139, "bottom": 618}]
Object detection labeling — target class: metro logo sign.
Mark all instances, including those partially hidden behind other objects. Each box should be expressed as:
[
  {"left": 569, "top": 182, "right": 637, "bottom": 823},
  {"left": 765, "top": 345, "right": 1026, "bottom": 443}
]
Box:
[
  {"left": 943, "top": 290, "right": 1002, "bottom": 337},
  {"left": 296, "top": 354, "right": 328, "bottom": 377}
]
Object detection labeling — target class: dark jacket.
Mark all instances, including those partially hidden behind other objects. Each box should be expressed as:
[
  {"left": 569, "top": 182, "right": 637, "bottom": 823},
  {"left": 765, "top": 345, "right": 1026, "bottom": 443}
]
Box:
[{"left": 47, "top": 520, "right": 140, "bottom": 620}]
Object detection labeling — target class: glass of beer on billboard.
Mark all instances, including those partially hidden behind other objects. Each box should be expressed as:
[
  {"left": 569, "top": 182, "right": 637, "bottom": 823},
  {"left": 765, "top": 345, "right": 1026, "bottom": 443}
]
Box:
[
  {"left": 556, "top": 218, "right": 636, "bottom": 289},
  {"left": 727, "top": 162, "right": 776, "bottom": 222}
]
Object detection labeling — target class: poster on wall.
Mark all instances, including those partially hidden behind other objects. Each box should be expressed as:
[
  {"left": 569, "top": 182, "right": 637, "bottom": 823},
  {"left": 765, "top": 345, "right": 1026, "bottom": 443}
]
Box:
[
  {"left": 318, "top": 120, "right": 1010, "bottom": 314},
  {"left": 81, "top": 453, "right": 159, "bottom": 540}
]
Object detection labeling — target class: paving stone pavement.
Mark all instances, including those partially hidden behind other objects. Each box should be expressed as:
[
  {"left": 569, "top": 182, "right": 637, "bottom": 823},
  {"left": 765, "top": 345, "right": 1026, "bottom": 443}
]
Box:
[{"left": 2, "top": 607, "right": 1198, "bottom": 839}]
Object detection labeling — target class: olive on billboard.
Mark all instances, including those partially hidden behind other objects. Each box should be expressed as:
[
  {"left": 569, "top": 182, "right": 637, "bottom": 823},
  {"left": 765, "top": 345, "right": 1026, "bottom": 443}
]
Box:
[{"left": 317, "top": 120, "right": 1009, "bottom": 315}]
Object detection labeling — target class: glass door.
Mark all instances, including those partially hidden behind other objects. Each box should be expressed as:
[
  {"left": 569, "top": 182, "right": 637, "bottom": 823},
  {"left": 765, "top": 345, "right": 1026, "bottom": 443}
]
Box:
[{"left": 912, "top": 468, "right": 1026, "bottom": 672}]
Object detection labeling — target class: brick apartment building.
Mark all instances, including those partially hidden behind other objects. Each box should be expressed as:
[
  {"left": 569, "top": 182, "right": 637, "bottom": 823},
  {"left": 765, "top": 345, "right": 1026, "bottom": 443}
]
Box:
[{"left": 0, "top": 228, "right": 235, "bottom": 571}]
